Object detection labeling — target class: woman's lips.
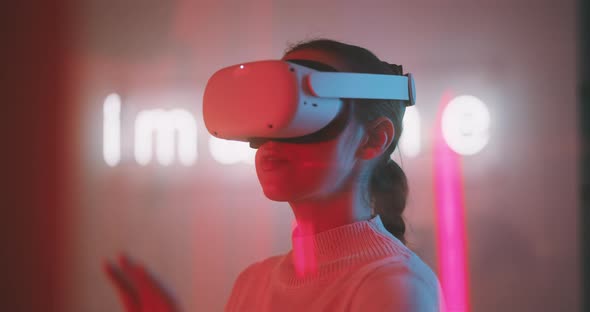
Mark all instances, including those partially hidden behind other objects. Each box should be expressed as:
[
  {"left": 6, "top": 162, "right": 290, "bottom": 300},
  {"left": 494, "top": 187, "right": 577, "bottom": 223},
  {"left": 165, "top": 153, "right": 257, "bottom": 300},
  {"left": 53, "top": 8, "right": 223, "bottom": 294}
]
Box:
[{"left": 258, "top": 149, "right": 290, "bottom": 171}]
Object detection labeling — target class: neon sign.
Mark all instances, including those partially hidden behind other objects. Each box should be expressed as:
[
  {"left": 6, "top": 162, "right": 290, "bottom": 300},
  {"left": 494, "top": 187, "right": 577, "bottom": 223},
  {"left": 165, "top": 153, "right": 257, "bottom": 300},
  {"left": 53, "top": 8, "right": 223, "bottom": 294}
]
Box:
[{"left": 102, "top": 93, "right": 489, "bottom": 166}]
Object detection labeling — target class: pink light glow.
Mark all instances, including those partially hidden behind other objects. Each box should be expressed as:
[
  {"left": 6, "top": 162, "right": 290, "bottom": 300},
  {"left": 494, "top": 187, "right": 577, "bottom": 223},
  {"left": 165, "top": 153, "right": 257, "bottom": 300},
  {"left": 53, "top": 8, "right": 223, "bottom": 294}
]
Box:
[
  {"left": 433, "top": 91, "right": 471, "bottom": 312},
  {"left": 291, "top": 219, "right": 319, "bottom": 278}
]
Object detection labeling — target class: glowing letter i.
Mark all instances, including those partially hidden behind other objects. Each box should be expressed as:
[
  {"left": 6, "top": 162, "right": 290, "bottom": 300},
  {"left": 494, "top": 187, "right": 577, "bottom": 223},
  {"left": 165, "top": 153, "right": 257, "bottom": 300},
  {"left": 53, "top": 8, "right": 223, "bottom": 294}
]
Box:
[{"left": 103, "top": 93, "right": 121, "bottom": 166}]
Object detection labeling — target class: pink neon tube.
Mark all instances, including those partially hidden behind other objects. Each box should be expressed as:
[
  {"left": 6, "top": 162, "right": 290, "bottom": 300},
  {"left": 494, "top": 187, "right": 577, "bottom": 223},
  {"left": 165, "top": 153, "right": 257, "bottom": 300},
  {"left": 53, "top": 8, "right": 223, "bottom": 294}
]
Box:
[{"left": 433, "top": 91, "right": 471, "bottom": 312}]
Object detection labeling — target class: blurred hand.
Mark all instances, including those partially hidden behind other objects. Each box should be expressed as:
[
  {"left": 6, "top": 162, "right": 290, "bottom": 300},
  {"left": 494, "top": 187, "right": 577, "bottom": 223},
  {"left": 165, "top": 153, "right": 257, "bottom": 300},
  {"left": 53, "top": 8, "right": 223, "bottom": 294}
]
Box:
[{"left": 103, "top": 254, "right": 180, "bottom": 312}]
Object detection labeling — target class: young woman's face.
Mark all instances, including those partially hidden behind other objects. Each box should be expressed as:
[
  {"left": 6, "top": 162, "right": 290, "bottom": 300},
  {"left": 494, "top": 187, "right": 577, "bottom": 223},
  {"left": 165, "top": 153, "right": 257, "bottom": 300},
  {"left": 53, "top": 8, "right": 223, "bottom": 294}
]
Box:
[{"left": 254, "top": 50, "right": 365, "bottom": 202}]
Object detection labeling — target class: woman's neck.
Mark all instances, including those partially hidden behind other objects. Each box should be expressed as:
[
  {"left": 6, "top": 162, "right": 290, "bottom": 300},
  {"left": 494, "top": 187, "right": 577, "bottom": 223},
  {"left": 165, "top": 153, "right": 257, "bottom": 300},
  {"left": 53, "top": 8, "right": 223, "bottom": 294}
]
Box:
[{"left": 289, "top": 188, "right": 372, "bottom": 236}]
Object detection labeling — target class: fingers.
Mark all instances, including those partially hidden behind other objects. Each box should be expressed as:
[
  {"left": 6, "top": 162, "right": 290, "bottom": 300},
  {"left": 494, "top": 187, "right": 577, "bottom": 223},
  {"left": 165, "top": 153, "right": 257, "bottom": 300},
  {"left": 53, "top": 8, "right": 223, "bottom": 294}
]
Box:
[
  {"left": 103, "top": 258, "right": 140, "bottom": 312},
  {"left": 106, "top": 254, "right": 179, "bottom": 312},
  {"left": 121, "top": 256, "right": 179, "bottom": 312}
]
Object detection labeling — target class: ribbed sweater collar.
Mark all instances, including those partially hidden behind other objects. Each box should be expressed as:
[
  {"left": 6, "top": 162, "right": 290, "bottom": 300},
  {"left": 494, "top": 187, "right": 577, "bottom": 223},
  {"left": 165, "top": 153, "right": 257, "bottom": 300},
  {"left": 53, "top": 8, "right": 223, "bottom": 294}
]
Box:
[{"left": 276, "top": 215, "right": 410, "bottom": 287}]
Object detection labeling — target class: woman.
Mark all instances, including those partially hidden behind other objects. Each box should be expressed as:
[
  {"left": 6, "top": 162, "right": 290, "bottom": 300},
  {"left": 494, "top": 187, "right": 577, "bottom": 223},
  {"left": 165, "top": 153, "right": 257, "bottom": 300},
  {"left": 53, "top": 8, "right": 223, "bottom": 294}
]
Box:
[{"left": 105, "top": 38, "right": 444, "bottom": 311}]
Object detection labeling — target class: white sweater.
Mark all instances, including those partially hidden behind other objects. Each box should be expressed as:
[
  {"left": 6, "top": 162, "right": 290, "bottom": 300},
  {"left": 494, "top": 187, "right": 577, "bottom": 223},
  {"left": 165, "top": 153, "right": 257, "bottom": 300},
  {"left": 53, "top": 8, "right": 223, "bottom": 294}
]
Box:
[{"left": 225, "top": 215, "right": 445, "bottom": 311}]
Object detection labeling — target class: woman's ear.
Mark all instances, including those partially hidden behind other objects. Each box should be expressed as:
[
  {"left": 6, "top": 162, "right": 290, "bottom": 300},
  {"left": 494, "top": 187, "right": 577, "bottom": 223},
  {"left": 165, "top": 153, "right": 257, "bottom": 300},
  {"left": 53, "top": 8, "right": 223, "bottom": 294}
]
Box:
[{"left": 358, "top": 117, "right": 395, "bottom": 160}]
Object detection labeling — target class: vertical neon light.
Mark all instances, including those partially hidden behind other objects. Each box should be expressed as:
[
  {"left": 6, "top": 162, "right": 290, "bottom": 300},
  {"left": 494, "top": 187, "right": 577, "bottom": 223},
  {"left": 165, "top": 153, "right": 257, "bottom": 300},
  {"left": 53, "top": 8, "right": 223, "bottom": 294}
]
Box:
[{"left": 434, "top": 91, "right": 471, "bottom": 312}]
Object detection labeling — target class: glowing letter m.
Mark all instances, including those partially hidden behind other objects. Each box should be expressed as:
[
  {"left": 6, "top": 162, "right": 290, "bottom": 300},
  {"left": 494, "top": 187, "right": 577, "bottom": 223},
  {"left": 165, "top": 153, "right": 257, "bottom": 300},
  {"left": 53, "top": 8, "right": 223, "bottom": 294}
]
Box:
[{"left": 134, "top": 109, "right": 197, "bottom": 166}]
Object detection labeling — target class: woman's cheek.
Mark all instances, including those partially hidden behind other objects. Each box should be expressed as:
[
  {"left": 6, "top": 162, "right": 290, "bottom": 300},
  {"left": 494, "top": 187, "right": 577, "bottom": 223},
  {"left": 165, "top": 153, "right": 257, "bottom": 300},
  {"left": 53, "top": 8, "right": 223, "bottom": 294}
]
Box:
[{"left": 293, "top": 161, "right": 337, "bottom": 188}]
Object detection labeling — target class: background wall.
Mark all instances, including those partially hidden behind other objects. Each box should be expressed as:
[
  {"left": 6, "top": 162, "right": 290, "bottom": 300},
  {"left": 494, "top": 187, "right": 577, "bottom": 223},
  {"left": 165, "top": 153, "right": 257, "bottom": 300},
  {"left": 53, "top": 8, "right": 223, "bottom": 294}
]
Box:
[{"left": 2, "top": 0, "right": 579, "bottom": 311}]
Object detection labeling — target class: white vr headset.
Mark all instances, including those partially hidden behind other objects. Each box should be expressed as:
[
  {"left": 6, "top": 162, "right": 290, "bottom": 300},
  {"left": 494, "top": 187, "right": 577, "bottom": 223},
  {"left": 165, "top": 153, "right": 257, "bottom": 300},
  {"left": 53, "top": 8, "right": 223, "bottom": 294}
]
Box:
[{"left": 202, "top": 59, "right": 416, "bottom": 144}]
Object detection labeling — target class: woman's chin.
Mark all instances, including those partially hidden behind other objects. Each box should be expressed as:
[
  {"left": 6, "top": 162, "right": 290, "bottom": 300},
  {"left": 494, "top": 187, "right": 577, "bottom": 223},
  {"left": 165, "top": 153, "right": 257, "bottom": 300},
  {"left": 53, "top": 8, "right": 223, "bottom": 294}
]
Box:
[{"left": 261, "top": 185, "right": 293, "bottom": 202}]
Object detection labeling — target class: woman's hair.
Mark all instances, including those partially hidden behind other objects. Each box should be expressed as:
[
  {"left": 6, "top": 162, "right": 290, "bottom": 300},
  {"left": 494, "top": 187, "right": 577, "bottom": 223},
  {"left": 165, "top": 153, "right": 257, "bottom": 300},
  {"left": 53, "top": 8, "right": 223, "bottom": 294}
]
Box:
[{"left": 284, "top": 38, "right": 409, "bottom": 244}]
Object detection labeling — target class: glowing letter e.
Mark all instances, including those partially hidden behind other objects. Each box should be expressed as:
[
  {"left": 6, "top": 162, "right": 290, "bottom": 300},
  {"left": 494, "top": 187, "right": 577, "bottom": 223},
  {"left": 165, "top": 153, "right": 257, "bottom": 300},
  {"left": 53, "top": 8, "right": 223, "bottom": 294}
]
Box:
[{"left": 103, "top": 93, "right": 121, "bottom": 167}]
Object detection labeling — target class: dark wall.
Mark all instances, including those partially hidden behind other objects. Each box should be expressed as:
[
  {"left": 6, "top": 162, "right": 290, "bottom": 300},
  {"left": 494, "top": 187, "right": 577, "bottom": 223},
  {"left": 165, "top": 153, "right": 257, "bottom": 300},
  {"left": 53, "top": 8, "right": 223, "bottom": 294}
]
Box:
[
  {"left": 581, "top": 0, "right": 589, "bottom": 310},
  {"left": 0, "top": 2, "right": 73, "bottom": 311}
]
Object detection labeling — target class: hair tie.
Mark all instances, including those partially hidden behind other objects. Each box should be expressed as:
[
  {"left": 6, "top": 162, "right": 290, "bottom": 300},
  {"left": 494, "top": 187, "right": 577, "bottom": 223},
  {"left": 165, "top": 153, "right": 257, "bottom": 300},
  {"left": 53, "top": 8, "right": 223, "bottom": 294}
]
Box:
[
  {"left": 373, "top": 157, "right": 396, "bottom": 189},
  {"left": 379, "top": 157, "right": 394, "bottom": 169}
]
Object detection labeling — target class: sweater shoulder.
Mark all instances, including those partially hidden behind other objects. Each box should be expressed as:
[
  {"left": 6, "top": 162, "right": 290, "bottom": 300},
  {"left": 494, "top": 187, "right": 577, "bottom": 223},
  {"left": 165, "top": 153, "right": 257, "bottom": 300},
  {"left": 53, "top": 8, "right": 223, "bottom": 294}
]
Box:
[
  {"left": 234, "top": 253, "right": 287, "bottom": 286},
  {"left": 224, "top": 254, "right": 287, "bottom": 311},
  {"left": 384, "top": 252, "right": 440, "bottom": 290},
  {"left": 348, "top": 253, "right": 444, "bottom": 311}
]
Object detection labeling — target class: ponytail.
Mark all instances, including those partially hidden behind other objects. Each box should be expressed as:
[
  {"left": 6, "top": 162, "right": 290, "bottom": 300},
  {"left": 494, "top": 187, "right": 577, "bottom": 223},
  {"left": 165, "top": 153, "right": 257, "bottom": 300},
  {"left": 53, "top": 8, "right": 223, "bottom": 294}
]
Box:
[{"left": 370, "top": 158, "right": 408, "bottom": 244}]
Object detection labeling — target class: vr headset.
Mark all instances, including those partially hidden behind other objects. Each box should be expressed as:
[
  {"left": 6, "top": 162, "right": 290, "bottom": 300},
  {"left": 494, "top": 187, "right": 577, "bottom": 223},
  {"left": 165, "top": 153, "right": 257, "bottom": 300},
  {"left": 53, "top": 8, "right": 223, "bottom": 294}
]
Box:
[{"left": 202, "top": 59, "right": 416, "bottom": 148}]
